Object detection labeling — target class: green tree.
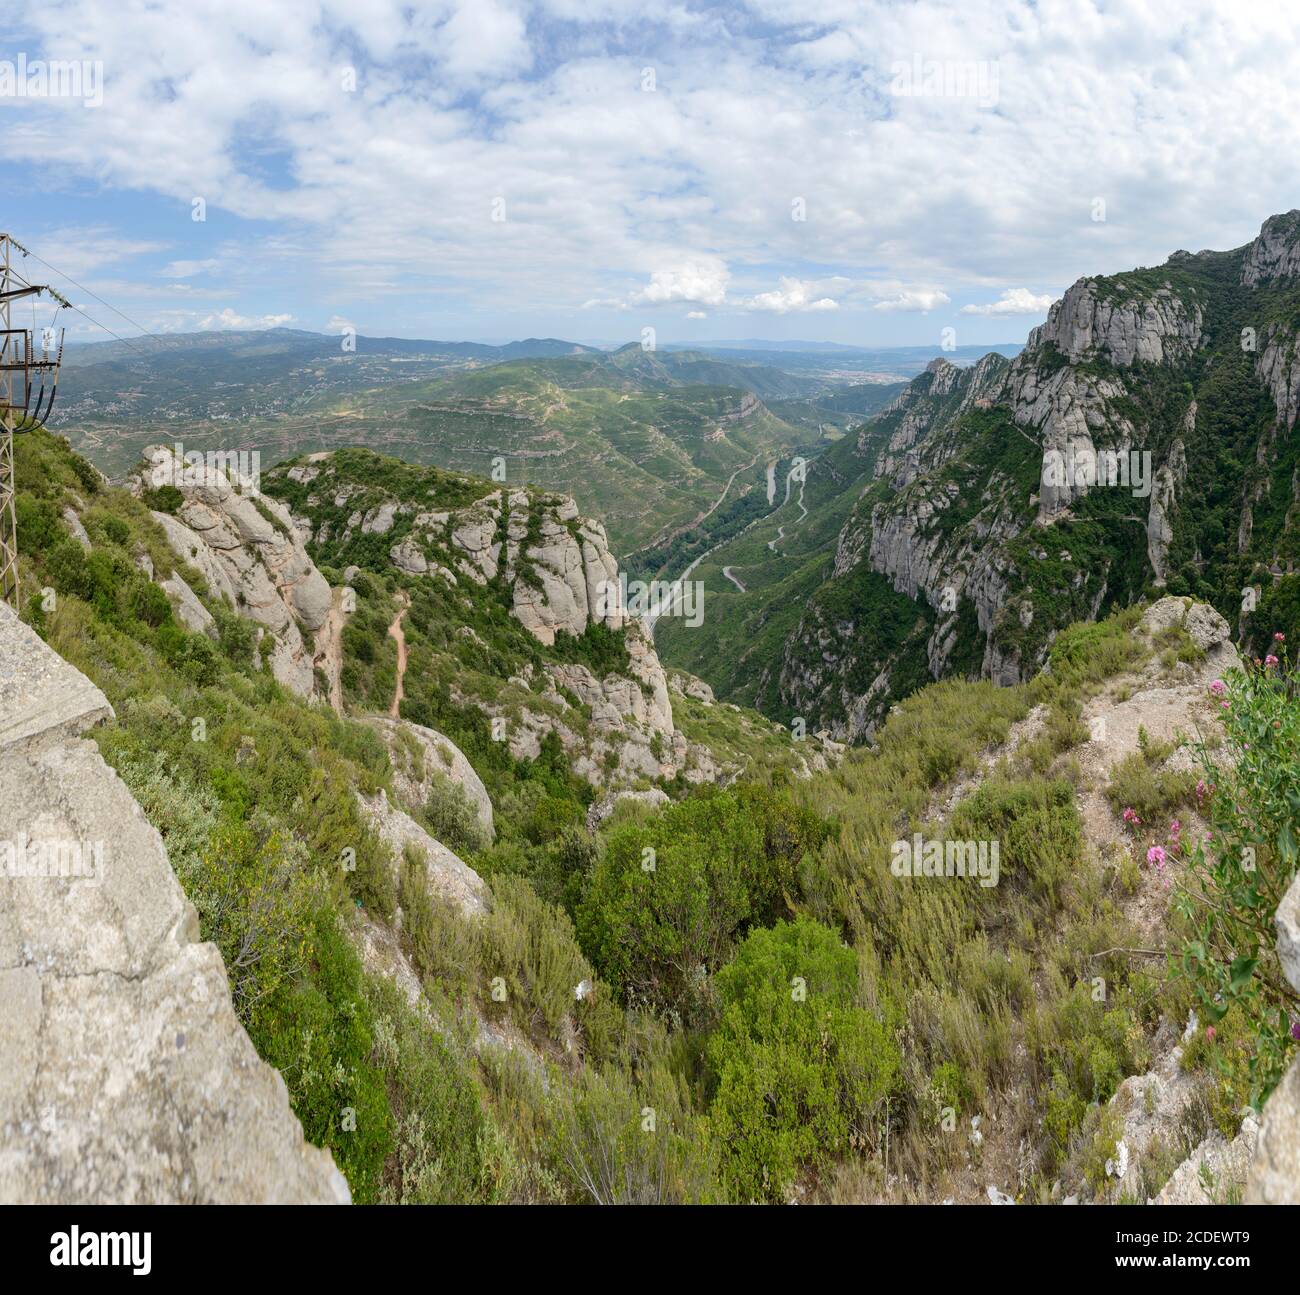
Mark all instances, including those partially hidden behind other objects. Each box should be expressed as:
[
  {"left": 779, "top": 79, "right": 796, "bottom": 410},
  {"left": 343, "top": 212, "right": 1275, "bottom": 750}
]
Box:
[{"left": 706, "top": 917, "right": 899, "bottom": 1202}]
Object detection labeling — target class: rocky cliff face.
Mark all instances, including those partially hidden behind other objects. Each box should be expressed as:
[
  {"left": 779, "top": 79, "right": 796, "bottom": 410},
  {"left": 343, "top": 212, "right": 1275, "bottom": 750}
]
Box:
[
  {"left": 0, "top": 604, "right": 347, "bottom": 1204},
  {"left": 132, "top": 445, "right": 335, "bottom": 701},
  {"left": 265, "top": 450, "right": 726, "bottom": 789},
  {"left": 1030, "top": 277, "right": 1204, "bottom": 367},
  {"left": 1241, "top": 210, "right": 1300, "bottom": 287},
  {"left": 763, "top": 212, "right": 1300, "bottom": 741}
]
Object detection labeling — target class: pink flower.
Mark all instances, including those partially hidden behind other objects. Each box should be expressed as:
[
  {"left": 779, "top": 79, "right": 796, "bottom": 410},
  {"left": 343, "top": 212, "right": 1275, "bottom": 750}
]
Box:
[
  {"left": 1206, "top": 1026, "right": 1217, "bottom": 1043},
  {"left": 1210, "top": 679, "right": 1226, "bottom": 696},
  {"left": 1122, "top": 807, "right": 1141, "bottom": 827},
  {"left": 1292, "top": 1020, "right": 1300, "bottom": 1042},
  {"left": 1169, "top": 820, "right": 1181, "bottom": 836},
  {"left": 1147, "top": 845, "right": 1166, "bottom": 869},
  {"left": 1221, "top": 701, "right": 1231, "bottom": 710},
  {"left": 1275, "top": 632, "right": 1286, "bottom": 643},
  {"left": 1266, "top": 654, "right": 1280, "bottom": 668}
]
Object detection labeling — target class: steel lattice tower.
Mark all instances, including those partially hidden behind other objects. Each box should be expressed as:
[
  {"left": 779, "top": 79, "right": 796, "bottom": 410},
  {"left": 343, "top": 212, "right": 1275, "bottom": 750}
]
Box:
[{"left": 0, "top": 234, "right": 66, "bottom": 609}]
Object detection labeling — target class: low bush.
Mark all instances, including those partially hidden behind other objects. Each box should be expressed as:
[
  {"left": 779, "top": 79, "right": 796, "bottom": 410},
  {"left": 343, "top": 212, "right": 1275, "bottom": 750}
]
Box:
[{"left": 706, "top": 917, "right": 900, "bottom": 1202}]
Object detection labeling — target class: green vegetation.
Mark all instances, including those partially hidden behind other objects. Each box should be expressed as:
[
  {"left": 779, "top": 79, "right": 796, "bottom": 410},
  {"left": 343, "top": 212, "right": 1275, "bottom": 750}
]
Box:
[
  {"left": 14, "top": 419, "right": 1298, "bottom": 1207},
  {"left": 1176, "top": 651, "right": 1300, "bottom": 1104},
  {"left": 706, "top": 918, "right": 900, "bottom": 1202}
]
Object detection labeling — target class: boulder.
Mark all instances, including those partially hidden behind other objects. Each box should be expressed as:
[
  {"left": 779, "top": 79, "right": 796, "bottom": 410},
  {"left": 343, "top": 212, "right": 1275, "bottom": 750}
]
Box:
[
  {"left": 364, "top": 716, "right": 495, "bottom": 841},
  {"left": 356, "top": 788, "right": 489, "bottom": 919},
  {"left": 0, "top": 604, "right": 347, "bottom": 1205}
]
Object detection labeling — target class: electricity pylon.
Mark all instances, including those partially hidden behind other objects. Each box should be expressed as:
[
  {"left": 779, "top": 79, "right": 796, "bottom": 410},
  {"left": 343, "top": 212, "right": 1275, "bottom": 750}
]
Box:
[{"left": 0, "top": 233, "right": 67, "bottom": 609}]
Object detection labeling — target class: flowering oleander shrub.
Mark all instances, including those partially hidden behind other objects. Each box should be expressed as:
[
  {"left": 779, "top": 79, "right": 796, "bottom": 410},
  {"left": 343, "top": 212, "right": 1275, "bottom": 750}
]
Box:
[{"left": 1177, "top": 638, "right": 1300, "bottom": 1104}]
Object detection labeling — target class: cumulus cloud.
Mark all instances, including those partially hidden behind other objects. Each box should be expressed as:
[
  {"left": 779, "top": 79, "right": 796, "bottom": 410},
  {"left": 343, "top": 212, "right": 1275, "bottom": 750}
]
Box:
[
  {"left": 629, "top": 261, "right": 730, "bottom": 307},
  {"left": 198, "top": 308, "right": 294, "bottom": 330},
  {"left": 10, "top": 1, "right": 1300, "bottom": 338},
  {"left": 744, "top": 278, "right": 839, "bottom": 314},
  {"left": 871, "top": 288, "right": 951, "bottom": 313},
  {"left": 960, "top": 288, "right": 1055, "bottom": 317}
]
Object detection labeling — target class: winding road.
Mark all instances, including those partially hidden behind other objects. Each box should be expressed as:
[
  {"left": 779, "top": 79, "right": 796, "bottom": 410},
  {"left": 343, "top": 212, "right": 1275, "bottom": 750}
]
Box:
[{"left": 645, "top": 458, "right": 813, "bottom": 634}]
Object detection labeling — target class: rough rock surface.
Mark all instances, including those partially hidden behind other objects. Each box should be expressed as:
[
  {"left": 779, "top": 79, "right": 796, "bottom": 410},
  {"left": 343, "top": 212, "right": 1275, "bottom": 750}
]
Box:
[
  {"left": 1256, "top": 322, "right": 1300, "bottom": 432},
  {"left": 1245, "top": 872, "right": 1300, "bottom": 1204},
  {"left": 356, "top": 788, "right": 489, "bottom": 919},
  {"left": 1241, "top": 210, "right": 1300, "bottom": 287},
  {"left": 509, "top": 497, "right": 624, "bottom": 646},
  {"left": 134, "top": 446, "right": 333, "bottom": 699},
  {"left": 1156, "top": 1115, "right": 1259, "bottom": 1205},
  {"left": 1147, "top": 416, "right": 1189, "bottom": 585},
  {"left": 1030, "top": 277, "right": 1204, "bottom": 369},
  {"left": 61, "top": 506, "right": 91, "bottom": 552},
  {"left": 364, "top": 716, "right": 495, "bottom": 841},
  {"left": 160, "top": 568, "right": 217, "bottom": 639},
  {"left": 1096, "top": 1016, "right": 1208, "bottom": 1204},
  {"left": 0, "top": 603, "right": 348, "bottom": 1204}
]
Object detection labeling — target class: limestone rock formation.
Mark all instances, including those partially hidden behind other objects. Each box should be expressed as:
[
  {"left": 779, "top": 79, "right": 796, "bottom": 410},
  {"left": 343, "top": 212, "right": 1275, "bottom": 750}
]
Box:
[
  {"left": 1241, "top": 210, "right": 1300, "bottom": 287},
  {"left": 364, "top": 716, "right": 495, "bottom": 841},
  {"left": 356, "top": 788, "right": 489, "bottom": 919},
  {"left": 133, "top": 445, "right": 334, "bottom": 699},
  {"left": 0, "top": 604, "right": 348, "bottom": 1205},
  {"left": 507, "top": 493, "right": 624, "bottom": 645},
  {"left": 160, "top": 568, "right": 217, "bottom": 638},
  {"left": 1245, "top": 872, "right": 1300, "bottom": 1204},
  {"left": 1030, "top": 277, "right": 1204, "bottom": 368},
  {"left": 1146, "top": 417, "right": 1189, "bottom": 585},
  {"left": 266, "top": 451, "right": 732, "bottom": 790}
]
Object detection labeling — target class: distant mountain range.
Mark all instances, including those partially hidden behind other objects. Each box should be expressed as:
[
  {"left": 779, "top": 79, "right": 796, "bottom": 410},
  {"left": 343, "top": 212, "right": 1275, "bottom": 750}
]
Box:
[{"left": 61, "top": 328, "right": 603, "bottom": 366}]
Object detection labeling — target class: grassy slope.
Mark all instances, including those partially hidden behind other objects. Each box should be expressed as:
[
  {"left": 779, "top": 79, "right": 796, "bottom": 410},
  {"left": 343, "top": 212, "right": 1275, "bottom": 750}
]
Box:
[{"left": 14, "top": 427, "right": 1265, "bottom": 1207}]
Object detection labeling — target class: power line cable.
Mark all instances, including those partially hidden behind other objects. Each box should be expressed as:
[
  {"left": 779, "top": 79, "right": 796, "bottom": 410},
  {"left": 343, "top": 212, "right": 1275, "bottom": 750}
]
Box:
[{"left": 19, "top": 243, "right": 192, "bottom": 358}]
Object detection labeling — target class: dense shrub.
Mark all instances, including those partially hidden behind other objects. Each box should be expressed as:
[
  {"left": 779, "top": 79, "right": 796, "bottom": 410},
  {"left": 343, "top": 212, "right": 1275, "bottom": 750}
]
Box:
[
  {"left": 424, "top": 769, "right": 491, "bottom": 856},
  {"left": 480, "top": 874, "right": 593, "bottom": 1041},
  {"left": 706, "top": 917, "right": 899, "bottom": 1202},
  {"left": 578, "top": 787, "right": 829, "bottom": 1021},
  {"left": 1178, "top": 651, "right": 1300, "bottom": 1103}
]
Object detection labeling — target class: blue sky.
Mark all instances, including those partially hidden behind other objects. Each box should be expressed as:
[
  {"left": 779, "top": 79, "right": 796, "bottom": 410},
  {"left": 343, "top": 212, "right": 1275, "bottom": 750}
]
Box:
[{"left": 3, "top": 0, "right": 1299, "bottom": 349}]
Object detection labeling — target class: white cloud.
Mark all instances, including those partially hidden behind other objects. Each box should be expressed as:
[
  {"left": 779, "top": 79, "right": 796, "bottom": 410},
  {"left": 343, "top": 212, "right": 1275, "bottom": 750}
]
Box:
[
  {"left": 160, "top": 259, "right": 221, "bottom": 279},
  {"left": 198, "top": 308, "right": 294, "bottom": 330},
  {"left": 685, "top": 310, "right": 707, "bottom": 319},
  {"left": 10, "top": 1, "right": 1300, "bottom": 338},
  {"left": 960, "top": 288, "right": 1055, "bottom": 317},
  {"left": 871, "top": 288, "right": 951, "bottom": 313},
  {"left": 744, "top": 278, "right": 839, "bottom": 314},
  {"left": 629, "top": 260, "right": 730, "bottom": 307}
]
